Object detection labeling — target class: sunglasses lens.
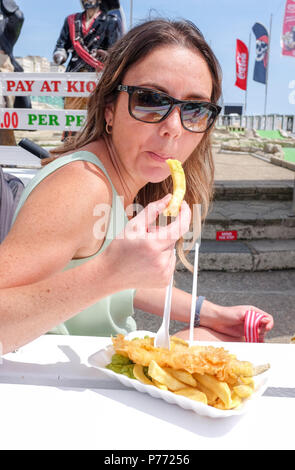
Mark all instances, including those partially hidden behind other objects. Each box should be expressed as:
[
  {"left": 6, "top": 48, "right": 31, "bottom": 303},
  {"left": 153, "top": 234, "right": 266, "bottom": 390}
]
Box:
[
  {"left": 182, "top": 103, "right": 216, "bottom": 132},
  {"left": 130, "top": 90, "right": 171, "bottom": 122}
]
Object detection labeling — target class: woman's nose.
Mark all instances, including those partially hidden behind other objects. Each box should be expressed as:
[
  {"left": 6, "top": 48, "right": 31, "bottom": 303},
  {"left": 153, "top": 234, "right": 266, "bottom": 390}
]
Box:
[{"left": 158, "top": 106, "right": 183, "bottom": 139}]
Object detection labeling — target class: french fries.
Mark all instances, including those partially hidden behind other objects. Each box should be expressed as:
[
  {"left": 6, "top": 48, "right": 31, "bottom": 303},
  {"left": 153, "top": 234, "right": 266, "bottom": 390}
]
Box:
[
  {"left": 133, "top": 364, "right": 153, "bottom": 386},
  {"left": 174, "top": 387, "right": 207, "bottom": 404},
  {"left": 233, "top": 384, "right": 253, "bottom": 398},
  {"left": 152, "top": 379, "right": 168, "bottom": 391},
  {"left": 163, "top": 159, "right": 186, "bottom": 217},
  {"left": 148, "top": 360, "right": 187, "bottom": 391},
  {"left": 107, "top": 335, "right": 270, "bottom": 411},
  {"left": 165, "top": 368, "right": 197, "bottom": 387},
  {"left": 193, "top": 372, "right": 232, "bottom": 409}
]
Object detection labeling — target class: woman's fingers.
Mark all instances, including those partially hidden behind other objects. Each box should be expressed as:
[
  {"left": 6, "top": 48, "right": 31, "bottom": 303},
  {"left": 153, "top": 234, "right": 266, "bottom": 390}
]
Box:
[
  {"left": 125, "top": 195, "right": 191, "bottom": 248},
  {"left": 155, "top": 200, "right": 191, "bottom": 244},
  {"left": 125, "top": 194, "right": 172, "bottom": 239},
  {"left": 260, "top": 315, "right": 274, "bottom": 331},
  {"left": 129, "top": 199, "right": 191, "bottom": 246}
]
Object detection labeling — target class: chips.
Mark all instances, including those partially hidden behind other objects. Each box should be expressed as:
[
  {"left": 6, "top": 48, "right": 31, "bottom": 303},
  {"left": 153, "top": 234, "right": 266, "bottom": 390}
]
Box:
[
  {"left": 133, "top": 364, "right": 153, "bottom": 386},
  {"left": 106, "top": 335, "right": 270, "bottom": 411},
  {"left": 194, "top": 372, "right": 232, "bottom": 409},
  {"left": 148, "top": 360, "right": 186, "bottom": 392},
  {"left": 163, "top": 159, "right": 186, "bottom": 217},
  {"left": 174, "top": 388, "right": 207, "bottom": 404}
]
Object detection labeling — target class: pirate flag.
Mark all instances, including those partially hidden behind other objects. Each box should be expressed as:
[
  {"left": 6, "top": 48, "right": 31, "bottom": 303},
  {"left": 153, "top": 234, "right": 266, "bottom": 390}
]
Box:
[{"left": 252, "top": 23, "right": 269, "bottom": 84}]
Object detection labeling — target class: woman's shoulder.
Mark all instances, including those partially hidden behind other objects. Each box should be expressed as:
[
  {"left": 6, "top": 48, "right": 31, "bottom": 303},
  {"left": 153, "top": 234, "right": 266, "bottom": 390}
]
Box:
[
  {"left": 54, "top": 142, "right": 109, "bottom": 179},
  {"left": 9, "top": 146, "right": 113, "bottom": 266},
  {"left": 31, "top": 145, "right": 112, "bottom": 211}
]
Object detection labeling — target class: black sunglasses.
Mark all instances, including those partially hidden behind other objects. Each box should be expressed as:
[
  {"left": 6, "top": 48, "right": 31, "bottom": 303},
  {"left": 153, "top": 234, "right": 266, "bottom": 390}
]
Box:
[{"left": 117, "top": 85, "right": 221, "bottom": 133}]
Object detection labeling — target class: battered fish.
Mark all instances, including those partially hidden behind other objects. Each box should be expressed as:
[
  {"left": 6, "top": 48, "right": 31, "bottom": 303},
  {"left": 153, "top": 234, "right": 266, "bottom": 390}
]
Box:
[{"left": 111, "top": 335, "right": 268, "bottom": 384}]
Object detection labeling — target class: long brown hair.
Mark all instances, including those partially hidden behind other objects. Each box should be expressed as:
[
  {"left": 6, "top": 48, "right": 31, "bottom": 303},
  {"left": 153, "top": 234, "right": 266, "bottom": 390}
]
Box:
[{"left": 48, "top": 18, "right": 222, "bottom": 271}]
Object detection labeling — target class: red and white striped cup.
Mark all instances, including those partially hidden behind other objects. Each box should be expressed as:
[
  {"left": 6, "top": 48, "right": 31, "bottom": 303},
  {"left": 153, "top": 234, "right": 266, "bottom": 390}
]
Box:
[{"left": 244, "top": 309, "right": 267, "bottom": 343}]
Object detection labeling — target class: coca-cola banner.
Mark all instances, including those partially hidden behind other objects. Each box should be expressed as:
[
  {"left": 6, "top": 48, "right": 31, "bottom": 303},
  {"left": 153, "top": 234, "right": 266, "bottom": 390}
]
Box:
[
  {"left": 281, "top": 0, "right": 295, "bottom": 57},
  {"left": 235, "top": 39, "right": 249, "bottom": 90}
]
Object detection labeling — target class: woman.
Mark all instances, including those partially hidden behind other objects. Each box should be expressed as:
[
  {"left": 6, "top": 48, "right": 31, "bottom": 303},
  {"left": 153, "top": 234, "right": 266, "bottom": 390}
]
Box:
[{"left": 0, "top": 19, "right": 273, "bottom": 354}]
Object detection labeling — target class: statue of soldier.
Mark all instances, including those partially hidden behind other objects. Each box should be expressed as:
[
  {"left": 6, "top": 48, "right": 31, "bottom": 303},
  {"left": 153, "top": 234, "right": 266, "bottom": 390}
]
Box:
[
  {"left": 53, "top": 0, "right": 124, "bottom": 141},
  {"left": 0, "top": 0, "right": 31, "bottom": 145}
]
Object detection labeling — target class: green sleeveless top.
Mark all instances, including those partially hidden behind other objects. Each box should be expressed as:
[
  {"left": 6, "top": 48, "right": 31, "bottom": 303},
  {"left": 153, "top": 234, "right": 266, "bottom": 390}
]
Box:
[{"left": 12, "top": 151, "right": 137, "bottom": 337}]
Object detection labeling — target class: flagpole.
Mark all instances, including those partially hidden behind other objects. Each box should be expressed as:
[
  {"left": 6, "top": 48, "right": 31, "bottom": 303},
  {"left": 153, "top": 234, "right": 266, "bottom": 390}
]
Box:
[
  {"left": 264, "top": 13, "right": 273, "bottom": 119},
  {"left": 245, "top": 32, "right": 251, "bottom": 115}
]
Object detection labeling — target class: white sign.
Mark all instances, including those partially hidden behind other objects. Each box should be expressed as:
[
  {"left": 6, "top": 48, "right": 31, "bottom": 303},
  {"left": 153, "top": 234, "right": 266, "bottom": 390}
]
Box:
[
  {"left": 0, "top": 72, "right": 99, "bottom": 97},
  {"left": 0, "top": 108, "right": 87, "bottom": 131}
]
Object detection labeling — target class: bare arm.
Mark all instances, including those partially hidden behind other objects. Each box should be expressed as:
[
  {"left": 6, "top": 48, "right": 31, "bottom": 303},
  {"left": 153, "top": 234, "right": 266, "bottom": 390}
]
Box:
[
  {"left": 0, "top": 251, "right": 121, "bottom": 354},
  {"left": 134, "top": 286, "right": 217, "bottom": 324},
  {"left": 134, "top": 286, "right": 274, "bottom": 341}
]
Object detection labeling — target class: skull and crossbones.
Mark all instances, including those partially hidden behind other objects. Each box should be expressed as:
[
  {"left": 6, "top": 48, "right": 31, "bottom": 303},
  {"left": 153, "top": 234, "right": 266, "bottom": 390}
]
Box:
[{"left": 255, "top": 39, "right": 268, "bottom": 61}]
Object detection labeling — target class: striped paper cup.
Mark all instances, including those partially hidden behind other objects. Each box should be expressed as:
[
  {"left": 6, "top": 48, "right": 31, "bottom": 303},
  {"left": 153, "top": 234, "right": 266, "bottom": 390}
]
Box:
[{"left": 244, "top": 309, "right": 267, "bottom": 343}]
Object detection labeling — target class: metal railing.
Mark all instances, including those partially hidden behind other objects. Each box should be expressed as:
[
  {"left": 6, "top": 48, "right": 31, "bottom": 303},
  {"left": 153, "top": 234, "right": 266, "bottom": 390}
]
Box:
[{"left": 217, "top": 114, "right": 295, "bottom": 133}]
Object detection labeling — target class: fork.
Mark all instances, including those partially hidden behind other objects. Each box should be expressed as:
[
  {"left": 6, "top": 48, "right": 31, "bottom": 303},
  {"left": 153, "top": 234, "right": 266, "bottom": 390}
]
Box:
[
  {"left": 188, "top": 206, "right": 202, "bottom": 346},
  {"left": 154, "top": 250, "right": 175, "bottom": 350},
  {"left": 188, "top": 241, "right": 200, "bottom": 347}
]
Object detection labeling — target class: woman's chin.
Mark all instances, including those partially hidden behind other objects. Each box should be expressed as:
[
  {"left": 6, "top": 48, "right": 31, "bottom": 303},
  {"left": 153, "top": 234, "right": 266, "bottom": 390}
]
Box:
[{"left": 141, "top": 166, "right": 168, "bottom": 184}]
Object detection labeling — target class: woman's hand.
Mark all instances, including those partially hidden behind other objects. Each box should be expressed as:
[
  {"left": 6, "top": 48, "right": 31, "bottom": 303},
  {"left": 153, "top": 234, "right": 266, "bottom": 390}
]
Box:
[
  {"left": 202, "top": 301, "right": 274, "bottom": 342},
  {"left": 102, "top": 194, "right": 191, "bottom": 291}
]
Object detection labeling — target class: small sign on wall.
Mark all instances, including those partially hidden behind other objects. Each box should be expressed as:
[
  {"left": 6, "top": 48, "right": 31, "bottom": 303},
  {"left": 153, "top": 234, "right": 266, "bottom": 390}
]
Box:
[{"left": 216, "top": 230, "right": 238, "bottom": 241}]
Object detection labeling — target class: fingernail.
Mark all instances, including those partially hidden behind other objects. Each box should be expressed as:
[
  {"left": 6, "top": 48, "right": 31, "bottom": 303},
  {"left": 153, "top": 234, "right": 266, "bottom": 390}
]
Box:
[{"left": 157, "top": 194, "right": 171, "bottom": 208}]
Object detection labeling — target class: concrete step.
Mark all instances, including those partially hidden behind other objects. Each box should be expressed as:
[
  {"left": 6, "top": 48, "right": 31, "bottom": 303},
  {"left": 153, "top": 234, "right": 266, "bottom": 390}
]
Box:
[
  {"left": 214, "top": 180, "right": 294, "bottom": 201},
  {"left": 176, "top": 239, "right": 295, "bottom": 272},
  {"left": 203, "top": 199, "right": 295, "bottom": 240}
]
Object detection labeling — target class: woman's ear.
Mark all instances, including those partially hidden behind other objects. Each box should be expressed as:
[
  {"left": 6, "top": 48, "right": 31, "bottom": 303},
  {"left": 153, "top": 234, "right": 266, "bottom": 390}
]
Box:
[{"left": 104, "top": 104, "right": 114, "bottom": 128}]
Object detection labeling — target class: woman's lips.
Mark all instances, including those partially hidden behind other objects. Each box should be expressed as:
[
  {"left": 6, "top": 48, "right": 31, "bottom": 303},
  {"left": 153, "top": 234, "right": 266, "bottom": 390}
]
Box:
[{"left": 148, "top": 151, "right": 173, "bottom": 163}]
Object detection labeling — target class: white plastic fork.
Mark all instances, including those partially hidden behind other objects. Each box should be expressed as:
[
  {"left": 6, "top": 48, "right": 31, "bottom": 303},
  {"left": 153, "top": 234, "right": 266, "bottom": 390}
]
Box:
[
  {"left": 189, "top": 241, "right": 200, "bottom": 347},
  {"left": 154, "top": 250, "right": 176, "bottom": 350},
  {"left": 189, "top": 205, "right": 202, "bottom": 347}
]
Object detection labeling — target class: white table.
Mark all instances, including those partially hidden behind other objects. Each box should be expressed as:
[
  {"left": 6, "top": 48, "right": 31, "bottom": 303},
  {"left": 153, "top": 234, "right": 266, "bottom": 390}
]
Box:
[{"left": 0, "top": 335, "right": 294, "bottom": 450}]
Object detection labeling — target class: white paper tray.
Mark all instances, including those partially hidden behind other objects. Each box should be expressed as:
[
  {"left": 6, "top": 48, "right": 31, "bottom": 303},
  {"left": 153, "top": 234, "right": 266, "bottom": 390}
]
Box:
[{"left": 88, "top": 331, "right": 270, "bottom": 419}]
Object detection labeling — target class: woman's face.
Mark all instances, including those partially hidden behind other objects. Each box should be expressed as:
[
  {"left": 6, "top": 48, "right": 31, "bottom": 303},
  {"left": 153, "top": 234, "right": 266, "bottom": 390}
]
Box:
[{"left": 105, "top": 45, "right": 213, "bottom": 185}]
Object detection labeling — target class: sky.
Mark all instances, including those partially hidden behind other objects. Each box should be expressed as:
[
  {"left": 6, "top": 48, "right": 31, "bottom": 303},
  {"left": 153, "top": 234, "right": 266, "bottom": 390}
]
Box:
[{"left": 13, "top": 0, "right": 295, "bottom": 116}]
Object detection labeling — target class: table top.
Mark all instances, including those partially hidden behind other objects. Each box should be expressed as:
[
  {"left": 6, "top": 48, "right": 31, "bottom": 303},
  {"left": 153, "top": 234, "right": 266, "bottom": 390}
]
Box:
[{"left": 0, "top": 335, "right": 294, "bottom": 450}]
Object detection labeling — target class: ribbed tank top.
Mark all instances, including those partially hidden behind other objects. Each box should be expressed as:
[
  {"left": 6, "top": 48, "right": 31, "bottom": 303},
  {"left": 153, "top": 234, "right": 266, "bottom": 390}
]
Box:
[{"left": 12, "top": 151, "right": 136, "bottom": 336}]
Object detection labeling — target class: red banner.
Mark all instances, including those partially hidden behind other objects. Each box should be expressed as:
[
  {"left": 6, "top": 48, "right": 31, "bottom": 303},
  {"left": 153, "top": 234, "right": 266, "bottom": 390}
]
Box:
[
  {"left": 282, "top": 0, "right": 295, "bottom": 57},
  {"left": 235, "top": 39, "right": 249, "bottom": 90}
]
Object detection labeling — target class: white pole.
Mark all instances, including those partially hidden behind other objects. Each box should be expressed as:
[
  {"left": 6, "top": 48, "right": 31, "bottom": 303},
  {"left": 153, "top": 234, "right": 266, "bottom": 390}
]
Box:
[
  {"left": 245, "top": 32, "right": 251, "bottom": 115},
  {"left": 264, "top": 14, "right": 273, "bottom": 120}
]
